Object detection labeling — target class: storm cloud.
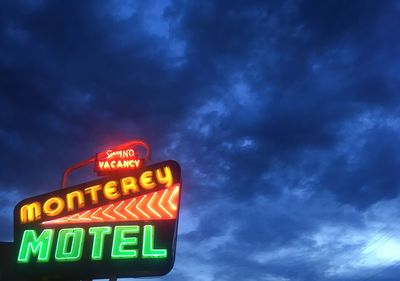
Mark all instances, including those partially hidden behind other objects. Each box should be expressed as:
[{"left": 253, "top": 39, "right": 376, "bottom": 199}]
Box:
[{"left": 1, "top": 0, "right": 400, "bottom": 280}]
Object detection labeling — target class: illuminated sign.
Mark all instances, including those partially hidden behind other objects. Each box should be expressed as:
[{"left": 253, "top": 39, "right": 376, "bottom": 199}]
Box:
[
  {"left": 14, "top": 160, "right": 181, "bottom": 280},
  {"left": 94, "top": 141, "right": 150, "bottom": 176}
]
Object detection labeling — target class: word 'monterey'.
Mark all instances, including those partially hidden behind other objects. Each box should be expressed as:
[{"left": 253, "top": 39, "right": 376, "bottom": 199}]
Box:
[{"left": 19, "top": 165, "right": 174, "bottom": 224}]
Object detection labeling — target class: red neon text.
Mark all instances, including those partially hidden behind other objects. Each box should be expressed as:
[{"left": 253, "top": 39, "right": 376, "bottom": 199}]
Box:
[
  {"left": 106, "top": 149, "right": 136, "bottom": 159},
  {"left": 98, "top": 159, "right": 141, "bottom": 170}
]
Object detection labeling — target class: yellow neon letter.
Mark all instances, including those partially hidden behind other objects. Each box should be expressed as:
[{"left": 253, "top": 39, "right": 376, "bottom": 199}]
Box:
[
  {"left": 103, "top": 180, "right": 121, "bottom": 200},
  {"left": 43, "top": 197, "right": 65, "bottom": 217},
  {"left": 121, "top": 177, "right": 139, "bottom": 195},
  {"left": 155, "top": 166, "right": 173, "bottom": 188},
  {"left": 139, "top": 171, "right": 156, "bottom": 190},
  {"left": 66, "top": 191, "right": 85, "bottom": 212},
  {"left": 84, "top": 185, "right": 102, "bottom": 205},
  {"left": 20, "top": 202, "right": 42, "bottom": 223}
]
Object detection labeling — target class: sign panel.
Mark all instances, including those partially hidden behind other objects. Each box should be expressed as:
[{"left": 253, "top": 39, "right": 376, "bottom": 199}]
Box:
[
  {"left": 94, "top": 145, "right": 147, "bottom": 176},
  {"left": 14, "top": 160, "right": 181, "bottom": 280},
  {"left": 95, "top": 148, "right": 142, "bottom": 174}
]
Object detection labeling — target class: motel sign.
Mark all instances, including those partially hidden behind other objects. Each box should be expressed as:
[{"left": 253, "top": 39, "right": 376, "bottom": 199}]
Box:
[{"left": 13, "top": 141, "right": 182, "bottom": 280}]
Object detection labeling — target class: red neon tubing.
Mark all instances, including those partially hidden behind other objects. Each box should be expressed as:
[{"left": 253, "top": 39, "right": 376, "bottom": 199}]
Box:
[{"left": 60, "top": 140, "right": 150, "bottom": 189}]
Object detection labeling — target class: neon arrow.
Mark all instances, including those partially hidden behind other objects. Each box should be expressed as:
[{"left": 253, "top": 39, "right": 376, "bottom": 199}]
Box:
[{"left": 42, "top": 184, "right": 180, "bottom": 225}]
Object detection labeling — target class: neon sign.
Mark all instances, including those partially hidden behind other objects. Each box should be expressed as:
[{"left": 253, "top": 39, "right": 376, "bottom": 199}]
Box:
[
  {"left": 17, "top": 225, "right": 166, "bottom": 263},
  {"left": 94, "top": 142, "right": 150, "bottom": 176},
  {"left": 14, "top": 155, "right": 182, "bottom": 279},
  {"left": 41, "top": 184, "right": 180, "bottom": 225},
  {"left": 19, "top": 164, "right": 175, "bottom": 224}
]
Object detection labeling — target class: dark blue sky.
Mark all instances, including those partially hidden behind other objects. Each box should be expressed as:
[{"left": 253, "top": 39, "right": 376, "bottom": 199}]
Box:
[{"left": 1, "top": 1, "right": 400, "bottom": 280}]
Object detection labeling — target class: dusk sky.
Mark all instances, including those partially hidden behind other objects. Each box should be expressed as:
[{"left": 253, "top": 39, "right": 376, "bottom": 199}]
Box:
[{"left": 1, "top": 1, "right": 400, "bottom": 280}]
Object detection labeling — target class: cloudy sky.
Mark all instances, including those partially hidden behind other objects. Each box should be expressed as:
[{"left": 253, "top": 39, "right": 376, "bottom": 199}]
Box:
[{"left": 1, "top": 0, "right": 400, "bottom": 280}]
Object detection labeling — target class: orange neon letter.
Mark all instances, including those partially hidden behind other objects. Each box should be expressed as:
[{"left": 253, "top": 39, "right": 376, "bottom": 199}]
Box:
[
  {"left": 104, "top": 180, "right": 121, "bottom": 200},
  {"left": 139, "top": 171, "right": 156, "bottom": 190},
  {"left": 84, "top": 185, "right": 102, "bottom": 204},
  {"left": 20, "top": 202, "right": 42, "bottom": 223},
  {"left": 121, "top": 177, "right": 139, "bottom": 195},
  {"left": 156, "top": 166, "right": 173, "bottom": 188},
  {"left": 43, "top": 197, "right": 65, "bottom": 217},
  {"left": 66, "top": 190, "right": 85, "bottom": 211}
]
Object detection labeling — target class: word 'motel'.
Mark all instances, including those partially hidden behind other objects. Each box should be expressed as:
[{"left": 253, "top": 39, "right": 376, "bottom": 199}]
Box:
[{"left": 18, "top": 225, "right": 166, "bottom": 263}]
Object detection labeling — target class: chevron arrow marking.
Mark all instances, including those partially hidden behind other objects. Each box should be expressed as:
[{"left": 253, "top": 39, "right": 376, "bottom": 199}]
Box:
[
  {"left": 159, "top": 189, "right": 173, "bottom": 218},
  {"left": 68, "top": 213, "right": 80, "bottom": 222},
  {"left": 125, "top": 198, "right": 139, "bottom": 219},
  {"left": 114, "top": 201, "right": 127, "bottom": 220},
  {"left": 42, "top": 184, "right": 180, "bottom": 225},
  {"left": 102, "top": 204, "right": 116, "bottom": 220},
  {"left": 147, "top": 192, "right": 161, "bottom": 218},
  {"left": 136, "top": 195, "right": 150, "bottom": 219},
  {"left": 79, "top": 210, "right": 91, "bottom": 221},
  {"left": 168, "top": 186, "right": 179, "bottom": 210},
  {"left": 91, "top": 207, "right": 103, "bottom": 221}
]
